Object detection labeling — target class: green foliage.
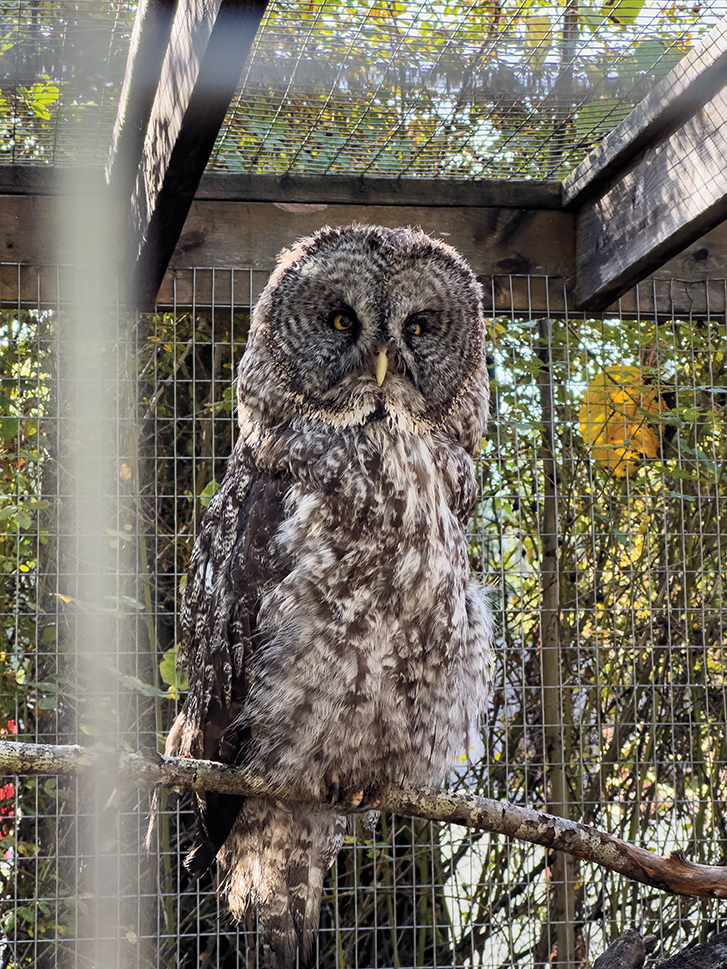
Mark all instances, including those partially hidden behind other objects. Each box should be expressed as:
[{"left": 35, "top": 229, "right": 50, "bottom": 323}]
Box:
[
  {"left": 0, "top": 309, "right": 64, "bottom": 964},
  {"left": 159, "top": 645, "right": 189, "bottom": 698},
  {"left": 198, "top": 479, "right": 220, "bottom": 508},
  {"left": 0, "top": 310, "right": 54, "bottom": 717}
]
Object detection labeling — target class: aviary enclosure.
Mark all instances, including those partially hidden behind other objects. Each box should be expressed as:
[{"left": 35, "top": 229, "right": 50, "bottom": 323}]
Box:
[{"left": 1, "top": 1, "right": 727, "bottom": 967}]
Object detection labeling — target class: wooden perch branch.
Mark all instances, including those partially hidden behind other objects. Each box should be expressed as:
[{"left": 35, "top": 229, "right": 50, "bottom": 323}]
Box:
[
  {"left": 592, "top": 930, "right": 657, "bottom": 969},
  {"left": 2, "top": 739, "right": 727, "bottom": 900}
]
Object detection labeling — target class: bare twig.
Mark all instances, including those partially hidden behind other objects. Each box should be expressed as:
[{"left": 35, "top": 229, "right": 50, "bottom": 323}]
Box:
[{"left": 3, "top": 739, "right": 727, "bottom": 901}]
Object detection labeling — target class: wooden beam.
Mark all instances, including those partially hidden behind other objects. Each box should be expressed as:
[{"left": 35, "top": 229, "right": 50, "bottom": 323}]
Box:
[
  {"left": 126, "top": 0, "right": 267, "bottom": 308},
  {"left": 0, "top": 167, "right": 560, "bottom": 208},
  {"left": 575, "top": 83, "right": 727, "bottom": 309},
  {"left": 563, "top": 17, "right": 727, "bottom": 209},
  {"left": 0, "top": 167, "right": 103, "bottom": 196},
  {"left": 566, "top": 16, "right": 727, "bottom": 310},
  {"left": 168, "top": 201, "right": 574, "bottom": 274},
  {"left": 195, "top": 174, "right": 563, "bottom": 209},
  {"left": 105, "top": 0, "right": 178, "bottom": 204},
  {"left": 3, "top": 190, "right": 727, "bottom": 317},
  {"left": 159, "top": 199, "right": 576, "bottom": 311}
]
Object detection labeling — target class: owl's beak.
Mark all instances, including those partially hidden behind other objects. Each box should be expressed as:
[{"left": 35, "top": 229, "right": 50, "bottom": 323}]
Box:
[{"left": 375, "top": 347, "right": 388, "bottom": 387}]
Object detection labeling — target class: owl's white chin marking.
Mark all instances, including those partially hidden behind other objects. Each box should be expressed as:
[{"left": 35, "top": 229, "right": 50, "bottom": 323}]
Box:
[{"left": 312, "top": 374, "right": 432, "bottom": 435}]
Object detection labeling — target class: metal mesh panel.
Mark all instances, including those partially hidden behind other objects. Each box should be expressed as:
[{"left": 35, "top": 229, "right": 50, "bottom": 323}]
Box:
[
  {"left": 212, "top": 0, "right": 727, "bottom": 179},
  {"left": 0, "top": 0, "right": 135, "bottom": 166},
  {"left": 1, "top": 0, "right": 727, "bottom": 176},
  {"left": 1, "top": 265, "right": 726, "bottom": 967}
]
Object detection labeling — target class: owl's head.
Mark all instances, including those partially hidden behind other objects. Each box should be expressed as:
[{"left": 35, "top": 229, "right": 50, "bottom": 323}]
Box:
[{"left": 239, "top": 223, "right": 489, "bottom": 453}]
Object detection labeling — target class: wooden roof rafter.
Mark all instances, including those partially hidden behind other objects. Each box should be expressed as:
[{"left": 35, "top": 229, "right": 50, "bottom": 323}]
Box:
[
  {"left": 565, "top": 17, "right": 727, "bottom": 311},
  {"left": 107, "top": 0, "right": 268, "bottom": 308}
]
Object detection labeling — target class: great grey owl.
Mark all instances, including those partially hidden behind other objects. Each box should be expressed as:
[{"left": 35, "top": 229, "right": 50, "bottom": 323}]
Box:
[{"left": 163, "top": 223, "right": 494, "bottom": 967}]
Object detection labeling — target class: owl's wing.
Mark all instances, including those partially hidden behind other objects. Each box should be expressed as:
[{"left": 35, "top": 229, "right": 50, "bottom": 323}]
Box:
[
  {"left": 436, "top": 431, "right": 480, "bottom": 526},
  {"left": 166, "top": 443, "right": 290, "bottom": 877}
]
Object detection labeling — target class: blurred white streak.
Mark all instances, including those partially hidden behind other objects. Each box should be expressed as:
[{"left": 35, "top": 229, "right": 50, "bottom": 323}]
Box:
[{"left": 55, "top": 167, "right": 126, "bottom": 967}]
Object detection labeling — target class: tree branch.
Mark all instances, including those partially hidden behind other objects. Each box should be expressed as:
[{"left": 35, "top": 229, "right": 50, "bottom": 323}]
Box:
[
  {"left": 593, "top": 930, "right": 658, "bottom": 969},
  {"left": 3, "top": 739, "right": 727, "bottom": 900}
]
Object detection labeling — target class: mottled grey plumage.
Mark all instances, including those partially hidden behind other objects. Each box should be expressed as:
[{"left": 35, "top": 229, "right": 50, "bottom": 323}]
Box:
[{"left": 165, "top": 223, "right": 493, "bottom": 967}]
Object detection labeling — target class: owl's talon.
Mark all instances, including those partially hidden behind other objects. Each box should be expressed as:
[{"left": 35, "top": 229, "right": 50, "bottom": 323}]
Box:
[
  {"left": 362, "top": 791, "right": 383, "bottom": 810},
  {"left": 347, "top": 789, "right": 384, "bottom": 811}
]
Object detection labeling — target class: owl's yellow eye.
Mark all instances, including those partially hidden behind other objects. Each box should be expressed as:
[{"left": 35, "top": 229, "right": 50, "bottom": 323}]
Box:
[
  {"left": 332, "top": 313, "right": 354, "bottom": 331},
  {"left": 406, "top": 315, "right": 426, "bottom": 337}
]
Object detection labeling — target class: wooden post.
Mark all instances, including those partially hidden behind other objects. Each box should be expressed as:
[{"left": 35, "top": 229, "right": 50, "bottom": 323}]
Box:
[
  {"left": 105, "top": 0, "right": 178, "bottom": 204},
  {"left": 130, "top": 0, "right": 267, "bottom": 307},
  {"left": 574, "top": 84, "right": 727, "bottom": 309},
  {"left": 537, "top": 317, "right": 576, "bottom": 967}
]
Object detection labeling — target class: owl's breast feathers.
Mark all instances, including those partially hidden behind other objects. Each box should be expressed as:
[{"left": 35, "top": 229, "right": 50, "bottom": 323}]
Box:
[{"left": 233, "top": 418, "right": 490, "bottom": 789}]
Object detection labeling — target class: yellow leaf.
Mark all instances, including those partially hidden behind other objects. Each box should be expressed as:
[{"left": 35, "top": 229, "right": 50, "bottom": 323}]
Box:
[
  {"left": 600, "top": 0, "right": 647, "bottom": 25},
  {"left": 525, "top": 14, "right": 551, "bottom": 47},
  {"left": 579, "top": 366, "right": 663, "bottom": 478},
  {"left": 119, "top": 463, "right": 132, "bottom": 481},
  {"left": 484, "top": 318, "right": 507, "bottom": 337},
  {"left": 524, "top": 15, "right": 551, "bottom": 69}
]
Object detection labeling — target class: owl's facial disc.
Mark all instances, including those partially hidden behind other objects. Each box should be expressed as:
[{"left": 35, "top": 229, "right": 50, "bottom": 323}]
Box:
[{"left": 249, "top": 224, "right": 486, "bottom": 437}]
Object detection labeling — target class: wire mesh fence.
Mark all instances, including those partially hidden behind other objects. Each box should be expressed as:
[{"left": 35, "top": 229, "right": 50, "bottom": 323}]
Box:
[
  {"left": 0, "top": 265, "right": 726, "bottom": 967},
  {"left": 3, "top": 0, "right": 727, "bottom": 176}
]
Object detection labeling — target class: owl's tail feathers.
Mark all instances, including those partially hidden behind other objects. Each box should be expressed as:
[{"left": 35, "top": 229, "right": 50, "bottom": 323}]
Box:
[
  {"left": 185, "top": 791, "right": 247, "bottom": 878},
  {"left": 145, "top": 711, "right": 246, "bottom": 875},
  {"left": 223, "top": 799, "right": 346, "bottom": 969}
]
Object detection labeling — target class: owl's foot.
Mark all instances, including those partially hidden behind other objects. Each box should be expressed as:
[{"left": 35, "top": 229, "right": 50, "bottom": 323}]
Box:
[
  {"left": 359, "top": 790, "right": 382, "bottom": 810},
  {"left": 341, "top": 789, "right": 381, "bottom": 810},
  {"left": 321, "top": 773, "right": 370, "bottom": 809}
]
